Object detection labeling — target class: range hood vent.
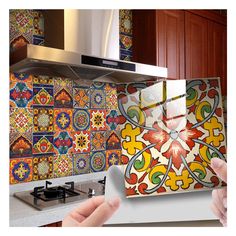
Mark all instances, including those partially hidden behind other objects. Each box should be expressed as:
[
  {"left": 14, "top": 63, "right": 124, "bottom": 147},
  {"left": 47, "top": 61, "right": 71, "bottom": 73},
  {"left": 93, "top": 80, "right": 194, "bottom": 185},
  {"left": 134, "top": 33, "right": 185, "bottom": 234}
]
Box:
[{"left": 10, "top": 44, "right": 167, "bottom": 83}]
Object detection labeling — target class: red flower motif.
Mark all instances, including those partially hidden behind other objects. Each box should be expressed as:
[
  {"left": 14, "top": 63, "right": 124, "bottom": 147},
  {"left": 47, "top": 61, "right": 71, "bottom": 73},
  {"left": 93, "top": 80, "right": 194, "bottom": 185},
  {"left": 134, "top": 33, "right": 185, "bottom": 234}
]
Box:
[{"left": 142, "top": 118, "right": 203, "bottom": 170}]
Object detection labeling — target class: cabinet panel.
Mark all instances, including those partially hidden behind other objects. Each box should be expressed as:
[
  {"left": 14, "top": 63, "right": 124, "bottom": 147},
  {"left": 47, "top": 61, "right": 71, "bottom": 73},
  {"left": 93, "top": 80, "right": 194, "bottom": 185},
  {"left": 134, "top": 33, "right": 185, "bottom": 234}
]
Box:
[
  {"left": 208, "top": 21, "right": 227, "bottom": 95},
  {"left": 156, "top": 10, "right": 185, "bottom": 79},
  {"left": 185, "top": 12, "right": 208, "bottom": 79}
]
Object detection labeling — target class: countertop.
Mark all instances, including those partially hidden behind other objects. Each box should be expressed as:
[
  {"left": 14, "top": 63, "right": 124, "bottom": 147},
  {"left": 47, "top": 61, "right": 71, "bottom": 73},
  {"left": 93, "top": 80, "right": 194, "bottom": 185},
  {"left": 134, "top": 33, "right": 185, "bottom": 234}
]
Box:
[{"left": 10, "top": 172, "right": 106, "bottom": 227}]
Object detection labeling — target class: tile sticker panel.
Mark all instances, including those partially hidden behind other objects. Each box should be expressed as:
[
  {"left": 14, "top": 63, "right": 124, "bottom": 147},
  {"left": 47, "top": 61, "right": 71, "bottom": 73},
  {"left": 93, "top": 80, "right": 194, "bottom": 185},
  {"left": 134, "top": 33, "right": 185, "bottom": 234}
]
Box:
[
  {"left": 9, "top": 74, "right": 121, "bottom": 184},
  {"left": 117, "top": 79, "right": 227, "bottom": 198}
]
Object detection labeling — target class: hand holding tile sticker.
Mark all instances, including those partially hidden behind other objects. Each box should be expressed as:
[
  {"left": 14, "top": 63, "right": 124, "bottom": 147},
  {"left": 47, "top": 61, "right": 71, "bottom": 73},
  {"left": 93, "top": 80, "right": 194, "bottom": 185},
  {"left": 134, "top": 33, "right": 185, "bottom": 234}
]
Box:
[{"left": 117, "top": 78, "right": 226, "bottom": 197}]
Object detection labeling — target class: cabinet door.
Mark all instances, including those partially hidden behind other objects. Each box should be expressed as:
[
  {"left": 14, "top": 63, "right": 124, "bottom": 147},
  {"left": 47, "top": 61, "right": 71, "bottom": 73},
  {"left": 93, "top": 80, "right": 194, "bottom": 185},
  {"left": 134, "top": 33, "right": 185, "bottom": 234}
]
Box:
[
  {"left": 185, "top": 12, "right": 208, "bottom": 79},
  {"left": 208, "top": 21, "right": 227, "bottom": 95},
  {"left": 156, "top": 10, "right": 185, "bottom": 79}
]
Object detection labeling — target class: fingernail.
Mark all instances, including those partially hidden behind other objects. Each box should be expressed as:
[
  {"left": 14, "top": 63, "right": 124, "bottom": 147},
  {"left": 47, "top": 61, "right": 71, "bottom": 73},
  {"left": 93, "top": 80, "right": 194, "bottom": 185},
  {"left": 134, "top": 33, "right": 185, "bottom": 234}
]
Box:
[
  {"left": 223, "top": 198, "right": 227, "bottom": 208},
  {"left": 108, "top": 197, "right": 120, "bottom": 208},
  {"left": 211, "top": 158, "right": 223, "bottom": 169}
]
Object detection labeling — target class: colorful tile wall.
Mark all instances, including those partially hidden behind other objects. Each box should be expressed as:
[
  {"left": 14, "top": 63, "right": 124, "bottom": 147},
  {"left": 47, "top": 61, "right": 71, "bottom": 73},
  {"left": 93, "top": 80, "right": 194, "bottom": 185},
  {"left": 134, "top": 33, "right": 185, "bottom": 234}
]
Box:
[
  {"left": 119, "top": 10, "right": 133, "bottom": 61},
  {"left": 10, "top": 10, "right": 44, "bottom": 52},
  {"left": 9, "top": 74, "right": 122, "bottom": 184},
  {"left": 117, "top": 79, "right": 227, "bottom": 198}
]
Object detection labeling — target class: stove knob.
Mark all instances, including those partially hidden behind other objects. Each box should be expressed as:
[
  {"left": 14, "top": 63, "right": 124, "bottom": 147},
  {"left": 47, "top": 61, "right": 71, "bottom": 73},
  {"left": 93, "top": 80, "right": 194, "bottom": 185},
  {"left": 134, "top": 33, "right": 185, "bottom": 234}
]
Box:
[{"left": 88, "top": 188, "right": 95, "bottom": 197}]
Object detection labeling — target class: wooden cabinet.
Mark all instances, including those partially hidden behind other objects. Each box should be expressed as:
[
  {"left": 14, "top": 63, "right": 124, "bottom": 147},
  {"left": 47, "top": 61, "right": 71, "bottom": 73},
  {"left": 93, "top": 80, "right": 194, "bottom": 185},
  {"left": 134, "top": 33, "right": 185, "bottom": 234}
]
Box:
[{"left": 132, "top": 10, "right": 227, "bottom": 95}]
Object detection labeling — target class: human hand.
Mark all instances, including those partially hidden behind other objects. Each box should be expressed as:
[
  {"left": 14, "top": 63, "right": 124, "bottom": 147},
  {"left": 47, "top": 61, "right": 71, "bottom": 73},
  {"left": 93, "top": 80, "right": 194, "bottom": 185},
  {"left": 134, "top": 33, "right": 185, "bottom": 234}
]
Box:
[
  {"left": 210, "top": 158, "right": 227, "bottom": 227},
  {"left": 62, "top": 196, "right": 120, "bottom": 227}
]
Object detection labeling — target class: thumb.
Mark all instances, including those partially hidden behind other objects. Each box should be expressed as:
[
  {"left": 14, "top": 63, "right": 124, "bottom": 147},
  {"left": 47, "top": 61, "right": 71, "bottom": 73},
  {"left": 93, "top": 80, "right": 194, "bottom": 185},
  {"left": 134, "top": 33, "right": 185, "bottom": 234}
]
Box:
[
  {"left": 210, "top": 158, "right": 227, "bottom": 183},
  {"left": 80, "top": 197, "right": 121, "bottom": 227}
]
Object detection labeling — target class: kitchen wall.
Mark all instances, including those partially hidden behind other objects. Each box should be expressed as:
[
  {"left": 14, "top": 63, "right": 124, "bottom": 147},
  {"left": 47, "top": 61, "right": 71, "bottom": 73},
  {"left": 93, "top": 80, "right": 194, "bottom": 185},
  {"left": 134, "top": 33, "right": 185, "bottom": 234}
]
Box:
[{"left": 9, "top": 10, "right": 124, "bottom": 184}]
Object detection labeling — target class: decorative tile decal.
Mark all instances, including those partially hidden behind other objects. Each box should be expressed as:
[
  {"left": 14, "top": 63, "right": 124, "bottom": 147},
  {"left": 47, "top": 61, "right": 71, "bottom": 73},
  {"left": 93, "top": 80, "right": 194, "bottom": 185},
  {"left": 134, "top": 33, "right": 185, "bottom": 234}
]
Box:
[
  {"left": 73, "top": 153, "right": 90, "bottom": 175},
  {"left": 106, "top": 131, "right": 121, "bottom": 150},
  {"left": 53, "top": 154, "right": 73, "bottom": 178},
  {"left": 90, "top": 151, "right": 106, "bottom": 172},
  {"left": 33, "top": 75, "right": 53, "bottom": 86},
  {"left": 72, "top": 131, "right": 91, "bottom": 153},
  {"left": 32, "top": 133, "right": 54, "bottom": 155},
  {"left": 90, "top": 89, "right": 106, "bottom": 109},
  {"left": 106, "top": 110, "right": 119, "bottom": 130},
  {"left": 73, "top": 87, "right": 90, "bottom": 109},
  {"left": 73, "top": 109, "right": 90, "bottom": 131},
  {"left": 10, "top": 158, "right": 33, "bottom": 184},
  {"left": 54, "top": 108, "right": 73, "bottom": 131},
  {"left": 32, "top": 155, "right": 53, "bottom": 181},
  {"left": 54, "top": 131, "right": 73, "bottom": 155},
  {"left": 105, "top": 83, "right": 118, "bottom": 109},
  {"left": 33, "top": 84, "right": 54, "bottom": 107},
  {"left": 118, "top": 79, "right": 227, "bottom": 198},
  {"left": 54, "top": 77, "right": 73, "bottom": 108},
  {"left": 10, "top": 108, "right": 33, "bottom": 133},
  {"left": 91, "top": 131, "right": 106, "bottom": 151},
  {"left": 10, "top": 73, "right": 33, "bottom": 108},
  {"left": 33, "top": 107, "right": 54, "bottom": 133},
  {"left": 10, "top": 132, "right": 32, "bottom": 158},
  {"left": 90, "top": 109, "right": 106, "bottom": 131},
  {"left": 106, "top": 150, "right": 121, "bottom": 169}
]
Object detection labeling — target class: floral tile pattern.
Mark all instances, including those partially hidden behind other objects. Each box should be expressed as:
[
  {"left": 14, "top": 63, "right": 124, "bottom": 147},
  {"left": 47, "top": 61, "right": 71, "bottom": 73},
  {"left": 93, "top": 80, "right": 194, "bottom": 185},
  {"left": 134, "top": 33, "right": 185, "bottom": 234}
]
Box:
[
  {"left": 106, "top": 110, "right": 119, "bottom": 130},
  {"left": 106, "top": 131, "right": 121, "bottom": 150},
  {"left": 54, "top": 108, "right": 73, "bottom": 131},
  {"left": 10, "top": 73, "right": 33, "bottom": 108},
  {"left": 32, "top": 155, "right": 53, "bottom": 181},
  {"left": 72, "top": 131, "right": 91, "bottom": 153},
  {"left": 90, "top": 151, "right": 106, "bottom": 172},
  {"left": 32, "top": 133, "right": 54, "bottom": 155},
  {"left": 90, "top": 109, "right": 106, "bottom": 131},
  {"left": 10, "top": 132, "right": 32, "bottom": 158},
  {"left": 90, "top": 89, "right": 106, "bottom": 109},
  {"left": 53, "top": 154, "right": 73, "bottom": 178},
  {"left": 33, "top": 107, "right": 54, "bottom": 133},
  {"left": 106, "top": 150, "right": 121, "bottom": 169},
  {"left": 117, "top": 79, "right": 227, "bottom": 198},
  {"left": 10, "top": 158, "right": 33, "bottom": 184},
  {"left": 33, "top": 84, "right": 54, "bottom": 107},
  {"left": 73, "top": 109, "right": 90, "bottom": 131},
  {"left": 91, "top": 131, "right": 106, "bottom": 151},
  {"left": 73, "top": 153, "right": 90, "bottom": 175},
  {"left": 54, "top": 131, "right": 73, "bottom": 155},
  {"left": 10, "top": 108, "right": 33, "bottom": 133},
  {"left": 105, "top": 83, "right": 118, "bottom": 109},
  {"left": 73, "top": 87, "right": 90, "bottom": 109}
]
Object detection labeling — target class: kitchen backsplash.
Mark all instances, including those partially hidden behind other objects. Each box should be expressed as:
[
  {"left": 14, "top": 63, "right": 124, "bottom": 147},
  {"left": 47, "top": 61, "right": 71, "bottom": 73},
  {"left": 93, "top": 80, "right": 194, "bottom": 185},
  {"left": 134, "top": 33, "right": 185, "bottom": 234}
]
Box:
[{"left": 10, "top": 73, "right": 122, "bottom": 184}]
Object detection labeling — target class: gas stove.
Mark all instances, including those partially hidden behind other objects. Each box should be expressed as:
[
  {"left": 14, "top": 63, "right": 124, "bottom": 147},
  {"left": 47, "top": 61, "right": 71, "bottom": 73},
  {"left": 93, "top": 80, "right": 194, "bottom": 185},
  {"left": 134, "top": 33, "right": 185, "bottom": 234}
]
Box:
[{"left": 14, "top": 177, "right": 106, "bottom": 211}]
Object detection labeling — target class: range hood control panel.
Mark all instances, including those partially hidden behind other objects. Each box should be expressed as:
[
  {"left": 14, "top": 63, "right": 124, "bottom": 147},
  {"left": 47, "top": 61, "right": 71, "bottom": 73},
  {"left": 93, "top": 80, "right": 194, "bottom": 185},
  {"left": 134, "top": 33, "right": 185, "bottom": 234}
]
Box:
[{"left": 81, "top": 55, "right": 136, "bottom": 71}]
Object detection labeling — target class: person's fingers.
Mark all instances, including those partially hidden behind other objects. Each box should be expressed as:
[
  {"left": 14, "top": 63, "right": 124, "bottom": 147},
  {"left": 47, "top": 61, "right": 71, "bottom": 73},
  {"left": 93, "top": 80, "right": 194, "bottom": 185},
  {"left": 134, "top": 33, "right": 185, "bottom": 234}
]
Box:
[
  {"left": 70, "top": 196, "right": 105, "bottom": 220},
  {"left": 211, "top": 201, "right": 224, "bottom": 223},
  {"left": 212, "top": 189, "right": 227, "bottom": 217},
  {"left": 210, "top": 158, "right": 227, "bottom": 183},
  {"left": 80, "top": 197, "right": 121, "bottom": 227}
]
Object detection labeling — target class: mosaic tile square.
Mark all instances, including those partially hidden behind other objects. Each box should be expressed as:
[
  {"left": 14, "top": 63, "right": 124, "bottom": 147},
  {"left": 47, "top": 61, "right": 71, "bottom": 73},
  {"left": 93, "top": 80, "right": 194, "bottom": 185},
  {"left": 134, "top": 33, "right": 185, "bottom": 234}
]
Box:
[
  {"left": 53, "top": 154, "right": 73, "bottom": 178},
  {"left": 73, "top": 153, "right": 90, "bottom": 175},
  {"left": 117, "top": 79, "right": 227, "bottom": 198},
  {"left": 54, "top": 131, "right": 73, "bottom": 155},
  {"left": 90, "top": 89, "right": 106, "bottom": 109},
  {"left": 91, "top": 131, "right": 106, "bottom": 151},
  {"left": 106, "top": 131, "right": 121, "bottom": 150},
  {"left": 106, "top": 150, "right": 121, "bottom": 169},
  {"left": 54, "top": 108, "right": 73, "bottom": 131},
  {"left": 105, "top": 83, "right": 118, "bottom": 109},
  {"left": 119, "top": 10, "right": 132, "bottom": 35},
  {"left": 10, "top": 132, "right": 32, "bottom": 158},
  {"left": 120, "top": 34, "right": 132, "bottom": 51},
  {"left": 32, "top": 10, "right": 44, "bottom": 37},
  {"left": 10, "top": 158, "right": 33, "bottom": 184},
  {"left": 10, "top": 108, "right": 33, "bottom": 133},
  {"left": 54, "top": 77, "right": 73, "bottom": 108},
  {"left": 10, "top": 73, "right": 33, "bottom": 108},
  {"left": 32, "top": 155, "right": 53, "bottom": 181},
  {"left": 33, "top": 107, "right": 54, "bottom": 133},
  {"left": 73, "top": 87, "right": 90, "bottom": 108},
  {"left": 73, "top": 109, "right": 90, "bottom": 131},
  {"left": 90, "top": 151, "right": 106, "bottom": 172},
  {"left": 32, "top": 133, "right": 54, "bottom": 155},
  {"left": 33, "top": 75, "right": 53, "bottom": 86},
  {"left": 71, "top": 131, "right": 91, "bottom": 153},
  {"left": 33, "top": 84, "right": 54, "bottom": 107},
  {"left": 106, "top": 110, "right": 119, "bottom": 130},
  {"left": 90, "top": 109, "right": 107, "bottom": 131}
]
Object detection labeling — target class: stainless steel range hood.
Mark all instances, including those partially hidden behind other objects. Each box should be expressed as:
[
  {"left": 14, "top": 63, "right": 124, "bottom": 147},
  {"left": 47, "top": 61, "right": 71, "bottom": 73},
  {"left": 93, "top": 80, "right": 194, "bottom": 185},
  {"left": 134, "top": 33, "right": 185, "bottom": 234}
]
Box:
[{"left": 10, "top": 44, "right": 167, "bottom": 83}]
